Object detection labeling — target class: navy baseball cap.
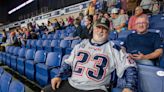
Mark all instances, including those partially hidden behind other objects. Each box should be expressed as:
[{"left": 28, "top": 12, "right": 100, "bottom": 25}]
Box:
[{"left": 96, "top": 17, "right": 110, "bottom": 30}]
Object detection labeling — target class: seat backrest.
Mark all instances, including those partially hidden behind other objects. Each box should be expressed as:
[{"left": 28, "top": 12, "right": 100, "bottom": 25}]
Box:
[
  {"left": 71, "top": 40, "right": 81, "bottom": 48},
  {"left": 26, "top": 40, "right": 31, "bottom": 46},
  {"left": 0, "top": 67, "right": 4, "bottom": 77},
  {"left": 109, "top": 31, "right": 118, "bottom": 40},
  {"left": 60, "top": 40, "right": 71, "bottom": 48},
  {"left": 47, "top": 34, "right": 53, "bottom": 40},
  {"left": 18, "top": 48, "right": 26, "bottom": 58},
  {"left": 51, "top": 40, "right": 60, "bottom": 47},
  {"left": 43, "top": 40, "right": 51, "bottom": 47},
  {"left": 0, "top": 72, "right": 12, "bottom": 92},
  {"left": 42, "top": 34, "right": 47, "bottom": 40},
  {"left": 46, "top": 52, "right": 62, "bottom": 67},
  {"left": 118, "top": 31, "right": 132, "bottom": 41},
  {"left": 30, "top": 40, "right": 37, "bottom": 48},
  {"left": 9, "top": 80, "right": 25, "bottom": 92},
  {"left": 36, "top": 40, "right": 43, "bottom": 47},
  {"left": 34, "top": 50, "right": 47, "bottom": 63},
  {"left": 13, "top": 47, "right": 20, "bottom": 56},
  {"left": 25, "top": 49, "right": 36, "bottom": 60},
  {"left": 138, "top": 64, "right": 164, "bottom": 92}
]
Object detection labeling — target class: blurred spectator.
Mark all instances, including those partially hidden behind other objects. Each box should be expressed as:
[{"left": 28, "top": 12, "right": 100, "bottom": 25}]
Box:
[
  {"left": 150, "top": 0, "right": 160, "bottom": 14},
  {"left": 128, "top": 6, "right": 148, "bottom": 30},
  {"left": 140, "top": 0, "right": 153, "bottom": 14},
  {"left": 120, "top": 0, "right": 127, "bottom": 10},
  {"left": 106, "top": 0, "right": 117, "bottom": 13},
  {"left": 79, "top": 12, "right": 85, "bottom": 27},
  {"left": 40, "top": 23, "right": 48, "bottom": 33},
  {"left": 1, "top": 29, "right": 7, "bottom": 43},
  {"left": 123, "top": 16, "right": 163, "bottom": 65},
  {"left": 22, "top": 27, "right": 31, "bottom": 39},
  {"left": 119, "top": 9, "right": 129, "bottom": 21},
  {"left": 97, "top": 10, "right": 104, "bottom": 19},
  {"left": 67, "top": 16, "right": 74, "bottom": 27},
  {"left": 83, "top": 15, "right": 93, "bottom": 39},
  {"left": 111, "top": 8, "right": 126, "bottom": 32},
  {"left": 126, "top": 0, "right": 138, "bottom": 15},
  {"left": 45, "top": 21, "right": 54, "bottom": 34},
  {"left": 59, "top": 18, "right": 66, "bottom": 29},
  {"left": 9, "top": 31, "right": 20, "bottom": 46},
  {"left": 53, "top": 19, "right": 61, "bottom": 31},
  {"left": 93, "top": 14, "right": 99, "bottom": 26},
  {"left": 86, "top": 1, "right": 96, "bottom": 15}
]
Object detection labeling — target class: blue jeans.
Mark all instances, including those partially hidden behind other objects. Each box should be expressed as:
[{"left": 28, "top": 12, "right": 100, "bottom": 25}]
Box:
[{"left": 135, "top": 60, "right": 154, "bottom": 66}]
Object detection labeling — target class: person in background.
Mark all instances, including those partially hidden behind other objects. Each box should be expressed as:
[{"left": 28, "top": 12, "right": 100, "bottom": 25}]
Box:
[
  {"left": 79, "top": 12, "right": 85, "bottom": 27},
  {"left": 83, "top": 15, "right": 93, "bottom": 39},
  {"left": 86, "top": 1, "right": 96, "bottom": 15},
  {"left": 93, "top": 14, "right": 99, "bottom": 26},
  {"left": 107, "top": 0, "right": 117, "bottom": 13},
  {"left": 53, "top": 19, "right": 61, "bottom": 32},
  {"left": 45, "top": 21, "right": 54, "bottom": 34},
  {"left": 128, "top": 6, "right": 147, "bottom": 31},
  {"left": 119, "top": 9, "right": 129, "bottom": 22},
  {"left": 111, "top": 8, "right": 126, "bottom": 33},
  {"left": 1, "top": 29, "right": 7, "bottom": 43},
  {"left": 123, "top": 16, "right": 163, "bottom": 65}
]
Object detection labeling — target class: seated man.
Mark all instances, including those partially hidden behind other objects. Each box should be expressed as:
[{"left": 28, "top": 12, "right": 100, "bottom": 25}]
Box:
[
  {"left": 128, "top": 6, "right": 147, "bottom": 31},
  {"left": 123, "top": 16, "right": 163, "bottom": 65},
  {"left": 41, "top": 17, "right": 137, "bottom": 92},
  {"left": 111, "top": 8, "right": 126, "bottom": 33}
]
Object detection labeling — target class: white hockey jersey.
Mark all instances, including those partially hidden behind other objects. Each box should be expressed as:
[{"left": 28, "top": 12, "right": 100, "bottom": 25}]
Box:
[{"left": 64, "top": 39, "right": 136, "bottom": 91}]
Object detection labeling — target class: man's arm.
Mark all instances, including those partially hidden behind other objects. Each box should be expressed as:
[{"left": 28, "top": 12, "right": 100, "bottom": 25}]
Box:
[
  {"left": 56, "top": 62, "right": 72, "bottom": 79},
  {"left": 131, "top": 48, "right": 163, "bottom": 60}
]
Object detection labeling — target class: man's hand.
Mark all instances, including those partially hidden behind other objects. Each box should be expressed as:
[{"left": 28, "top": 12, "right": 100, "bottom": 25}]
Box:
[
  {"left": 51, "top": 77, "right": 62, "bottom": 90},
  {"left": 130, "top": 52, "right": 145, "bottom": 60},
  {"left": 122, "top": 88, "right": 133, "bottom": 92}
]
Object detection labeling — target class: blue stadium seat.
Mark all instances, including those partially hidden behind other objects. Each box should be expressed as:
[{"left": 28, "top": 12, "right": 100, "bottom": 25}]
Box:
[
  {"left": 30, "top": 40, "right": 37, "bottom": 49},
  {"left": 138, "top": 64, "right": 164, "bottom": 92},
  {"left": 6, "top": 46, "right": 15, "bottom": 67},
  {"left": 109, "top": 31, "right": 118, "bottom": 40},
  {"left": 42, "top": 34, "right": 47, "bottom": 40},
  {"left": 53, "top": 34, "right": 60, "bottom": 40},
  {"left": 117, "top": 31, "right": 133, "bottom": 41},
  {"left": 59, "top": 40, "right": 71, "bottom": 55},
  {"left": 51, "top": 40, "right": 62, "bottom": 53},
  {"left": 25, "top": 49, "right": 36, "bottom": 80},
  {"left": 65, "top": 39, "right": 81, "bottom": 54},
  {"left": 43, "top": 40, "right": 52, "bottom": 52},
  {"left": 26, "top": 40, "right": 32, "bottom": 49},
  {"left": 9, "top": 80, "right": 25, "bottom": 92},
  {"left": 17, "top": 48, "right": 26, "bottom": 75},
  {"left": 25, "top": 50, "right": 46, "bottom": 80},
  {"left": 47, "top": 34, "right": 53, "bottom": 40},
  {"left": 0, "top": 67, "right": 4, "bottom": 77},
  {"left": 36, "top": 40, "right": 43, "bottom": 50},
  {"left": 35, "top": 52, "right": 62, "bottom": 86},
  {"left": 112, "top": 88, "right": 122, "bottom": 92},
  {"left": 160, "top": 55, "right": 164, "bottom": 68},
  {"left": 0, "top": 72, "right": 12, "bottom": 92},
  {"left": 10, "top": 47, "right": 20, "bottom": 70}
]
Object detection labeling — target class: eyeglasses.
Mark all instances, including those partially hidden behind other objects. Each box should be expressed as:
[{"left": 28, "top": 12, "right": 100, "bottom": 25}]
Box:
[{"left": 135, "top": 22, "right": 147, "bottom": 25}]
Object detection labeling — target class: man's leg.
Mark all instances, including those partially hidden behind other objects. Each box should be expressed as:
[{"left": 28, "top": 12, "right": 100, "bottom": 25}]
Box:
[{"left": 41, "top": 81, "right": 79, "bottom": 92}]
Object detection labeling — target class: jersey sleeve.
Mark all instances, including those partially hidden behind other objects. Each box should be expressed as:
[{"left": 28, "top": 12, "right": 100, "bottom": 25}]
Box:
[
  {"left": 112, "top": 45, "right": 137, "bottom": 78},
  {"left": 64, "top": 45, "right": 78, "bottom": 66}
]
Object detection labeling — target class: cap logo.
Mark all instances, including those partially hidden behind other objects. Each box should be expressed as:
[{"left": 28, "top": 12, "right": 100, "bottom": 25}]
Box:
[{"left": 101, "top": 18, "right": 106, "bottom": 23}]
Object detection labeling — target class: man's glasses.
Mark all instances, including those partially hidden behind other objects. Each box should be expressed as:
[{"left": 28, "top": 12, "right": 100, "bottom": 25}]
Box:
[{"left": 135, "top": 22, "right": 147, "bottom": 25}]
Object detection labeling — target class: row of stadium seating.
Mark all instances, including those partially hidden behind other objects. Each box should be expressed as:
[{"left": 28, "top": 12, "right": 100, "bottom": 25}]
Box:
[
  {"left": 0, "top": 67, "right": 24, "bottom": 92},
  {"left": 0, "top": 46, "right": 71, "bottom": 86}
]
